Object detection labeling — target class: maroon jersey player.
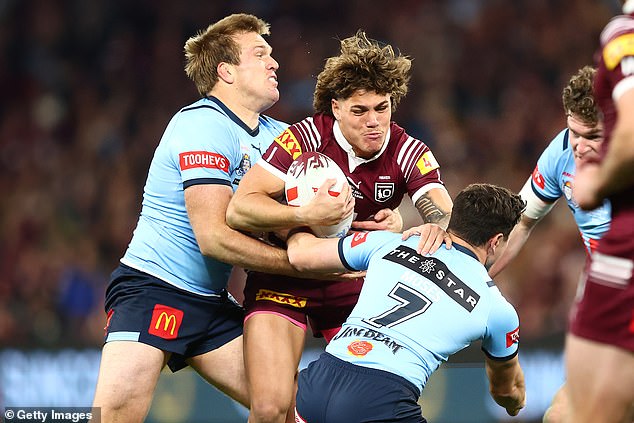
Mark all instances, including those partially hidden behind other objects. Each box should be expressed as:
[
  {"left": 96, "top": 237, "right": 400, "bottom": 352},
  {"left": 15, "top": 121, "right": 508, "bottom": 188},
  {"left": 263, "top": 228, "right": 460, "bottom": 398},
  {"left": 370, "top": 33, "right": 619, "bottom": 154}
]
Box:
[
  {"left": 567, "top": 2, "right": 634, "bottom": 422},
  {"left": 227, "top": 31, "right": 452, "bottom": 423},
  {"left": 261, "top": 113, "right": 446, "bottom": 221}
]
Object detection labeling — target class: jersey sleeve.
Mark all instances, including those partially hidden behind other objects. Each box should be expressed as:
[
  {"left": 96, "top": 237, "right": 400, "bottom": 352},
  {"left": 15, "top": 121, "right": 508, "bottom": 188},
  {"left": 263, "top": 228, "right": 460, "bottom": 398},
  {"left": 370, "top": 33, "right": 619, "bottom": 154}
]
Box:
[
  {"left": 168, "top": 109, "right": 239, "bottom": 188},
  {"left": 481, "top": 293, "right": 520, "bottom": 361},
  {"left": 529, "top": 129, "right": 568, "bottom": 203},
  {"left": 395, "top": 133, "right": 447, "bottom": 204},
  {"left": 260, "top": 121, "right": 311, "bottom": 178},
  {"left": 337, "top": 231, "right": 399, "bottom": 271},
  {"left": 600, "top": 20, "right": 634, "bottom": 100}
]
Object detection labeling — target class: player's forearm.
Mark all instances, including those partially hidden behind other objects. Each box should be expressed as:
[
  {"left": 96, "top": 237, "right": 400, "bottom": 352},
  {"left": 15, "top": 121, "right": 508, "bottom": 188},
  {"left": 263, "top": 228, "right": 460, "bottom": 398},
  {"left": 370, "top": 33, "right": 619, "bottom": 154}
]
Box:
[
  {"left": 198, "top": 224, "right": 299, "bottom": 277},
  {"left": 488, "top": 217, "right": 537, "bottom": 278},
  {"left": 594, "top": 126, "right": 634, "bottom": 199},
  {"left": 486, "top": 358, "right": 526, "bottom": 416},
  {"left": 227, "top": 192, "right": 301, "bottom": 232},
  {"left": 414, "top": 190, "right": 452, "bottom": 230}
]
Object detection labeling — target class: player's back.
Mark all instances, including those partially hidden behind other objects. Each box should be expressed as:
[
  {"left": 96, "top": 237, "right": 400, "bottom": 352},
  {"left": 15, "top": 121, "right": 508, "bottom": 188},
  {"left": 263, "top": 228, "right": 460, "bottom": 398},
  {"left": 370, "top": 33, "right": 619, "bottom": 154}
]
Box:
[{"left": 328, "top": 231, "right": 518, "bottom": 392}]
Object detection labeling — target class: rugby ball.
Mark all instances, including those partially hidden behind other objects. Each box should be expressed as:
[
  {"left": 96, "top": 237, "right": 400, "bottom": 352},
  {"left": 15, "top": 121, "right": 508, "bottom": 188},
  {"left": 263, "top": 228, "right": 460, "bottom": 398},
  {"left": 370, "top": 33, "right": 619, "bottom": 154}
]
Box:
[{"left": 285, "top": 152, "right": 353, "bottom": 238}]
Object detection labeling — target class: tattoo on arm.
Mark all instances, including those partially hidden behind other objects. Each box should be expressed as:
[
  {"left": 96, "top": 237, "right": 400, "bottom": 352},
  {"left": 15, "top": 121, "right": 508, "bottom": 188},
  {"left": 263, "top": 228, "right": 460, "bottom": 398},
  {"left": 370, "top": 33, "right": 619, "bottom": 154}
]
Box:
[{"left": 415, "top": 194, "right": 450, "bottom": 228}]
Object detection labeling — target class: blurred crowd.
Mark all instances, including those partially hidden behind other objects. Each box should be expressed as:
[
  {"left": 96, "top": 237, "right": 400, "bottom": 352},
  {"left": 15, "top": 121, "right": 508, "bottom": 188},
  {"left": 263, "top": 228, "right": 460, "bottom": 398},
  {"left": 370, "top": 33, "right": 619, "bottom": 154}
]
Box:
[{"left": 0, "top": 0, "right": 618, "bottom": 348}]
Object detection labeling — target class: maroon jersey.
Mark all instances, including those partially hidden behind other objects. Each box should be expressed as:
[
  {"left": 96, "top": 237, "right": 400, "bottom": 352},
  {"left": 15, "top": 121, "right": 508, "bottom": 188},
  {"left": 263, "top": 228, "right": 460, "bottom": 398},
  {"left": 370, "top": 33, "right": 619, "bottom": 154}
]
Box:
[
  {"left": 259, "top": 113, "right": 446, "bottom": 221},
  {"left": 244, "top": 113, "right": 447, "bottom": 336},
  {"left": 593, "top": 14, "right": 634, "bottom": 259},
  {"left": 569, "top": 11, "right": 634, "bottom": 352}
]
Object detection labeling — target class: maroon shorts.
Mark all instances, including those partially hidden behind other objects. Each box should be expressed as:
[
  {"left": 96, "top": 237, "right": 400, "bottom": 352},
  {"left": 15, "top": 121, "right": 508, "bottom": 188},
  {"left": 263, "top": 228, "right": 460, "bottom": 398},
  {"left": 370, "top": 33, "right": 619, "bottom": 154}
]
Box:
[
  {"left": 569, "top": 215, "right": 634, "bottom": 352},
  {"left": 243, "top": 271, "right": 364, "bottom": 337}
]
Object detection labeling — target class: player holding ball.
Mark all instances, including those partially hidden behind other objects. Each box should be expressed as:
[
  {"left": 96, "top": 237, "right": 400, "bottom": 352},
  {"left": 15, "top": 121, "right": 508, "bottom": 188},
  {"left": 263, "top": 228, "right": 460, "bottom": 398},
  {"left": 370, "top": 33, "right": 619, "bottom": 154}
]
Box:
[{"left": 227, "top": 30, "right": 453, "bottom": 423}]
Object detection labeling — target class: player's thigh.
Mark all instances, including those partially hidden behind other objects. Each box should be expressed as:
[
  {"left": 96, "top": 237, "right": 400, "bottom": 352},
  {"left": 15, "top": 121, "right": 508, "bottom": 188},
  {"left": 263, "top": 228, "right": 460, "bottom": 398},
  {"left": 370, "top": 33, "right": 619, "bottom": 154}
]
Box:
[
  {"left": 244, "top": 313, "right": 305, "bottom": 398},
  {"left": 93, "top": 341, "right": 167, "bottom": 414},
  {"left": 566, "top": 335, "right": 634, "bottom": 422},
  {"left": 187, "top": 334, "right": 249, "bottom": 407},
  {"left": 542, "top": 383, "right": 568, "bottom": 423}
]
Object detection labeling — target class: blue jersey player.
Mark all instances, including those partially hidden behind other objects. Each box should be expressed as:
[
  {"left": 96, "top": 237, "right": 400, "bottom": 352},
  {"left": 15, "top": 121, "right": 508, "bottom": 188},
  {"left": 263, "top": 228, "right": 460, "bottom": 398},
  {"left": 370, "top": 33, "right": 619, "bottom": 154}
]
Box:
[
  {"left": 489, "top": 66, "right": 609, "bottom": 277},
  {"left": 287, "top": 184, "right": 527, "bottom": 423},
  {"left": 90, "top": 14, "right": 343, "bottom": 423},
  {"left": 487, "top": 66, "right": 610, "bottom": 423}
]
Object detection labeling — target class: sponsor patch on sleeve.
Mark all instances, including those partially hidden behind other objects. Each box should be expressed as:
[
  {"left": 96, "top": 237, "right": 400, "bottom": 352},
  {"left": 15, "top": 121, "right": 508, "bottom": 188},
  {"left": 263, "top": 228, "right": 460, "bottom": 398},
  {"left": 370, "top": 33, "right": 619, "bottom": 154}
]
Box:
[
  {"left": 415, "top": 151, "right": 440, "bottom": 175},
  {"left": 603, "top": 33, "right": 634, "bottom": 70},
  {"left": 350, "top": 231, "right": 369, "bottom": 247},
  {"left": 273, "top": 128, "right": 303, "bottom": 160},
  {"left": 179, "top": 151, "right": 230, "bottom": 173},
  {"left": 506, "top": 326, "right": 520, "bottom": 348},
  {"left": 531, "top": 165, "right": 545, "bottom": 190}
]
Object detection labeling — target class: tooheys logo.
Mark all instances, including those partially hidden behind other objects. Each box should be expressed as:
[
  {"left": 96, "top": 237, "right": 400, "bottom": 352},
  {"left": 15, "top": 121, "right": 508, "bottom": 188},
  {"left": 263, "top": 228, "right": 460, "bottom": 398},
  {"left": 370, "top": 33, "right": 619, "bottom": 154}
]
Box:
[
  {"left": 531, "top": 165, "right": 545, "bottom": 190},
  {"left": 149, "top": 304, "right": 184, "bottom": 339},
  {"left": 274, "top": 129, "right": 302, "bottom": 160},
  {"left": 506, "top": 327, "right": 520, "bottom": 348},
  {"left": 179, "top": 151, "right": 229, "bottom": 172}
]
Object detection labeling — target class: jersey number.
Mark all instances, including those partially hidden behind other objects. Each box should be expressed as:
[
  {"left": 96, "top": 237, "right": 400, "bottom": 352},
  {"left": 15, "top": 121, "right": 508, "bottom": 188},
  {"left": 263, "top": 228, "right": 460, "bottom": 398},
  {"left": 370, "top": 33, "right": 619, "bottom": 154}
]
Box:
[{"left": 363, "top": 283, "right": 432, "bottom": 328}]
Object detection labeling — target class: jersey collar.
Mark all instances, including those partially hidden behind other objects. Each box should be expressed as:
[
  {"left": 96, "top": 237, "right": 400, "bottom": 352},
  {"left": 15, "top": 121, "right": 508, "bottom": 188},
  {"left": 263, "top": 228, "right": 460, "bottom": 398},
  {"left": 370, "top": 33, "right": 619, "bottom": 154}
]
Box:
[
  {"left": 332, "top": 120, "right": 390, "bottom": 172},
  {"left": 453, "top": 243, "right": 479, "bottom": 262},
  {"left": 205, "top": 96, "right": 260, "bottom": 137}
]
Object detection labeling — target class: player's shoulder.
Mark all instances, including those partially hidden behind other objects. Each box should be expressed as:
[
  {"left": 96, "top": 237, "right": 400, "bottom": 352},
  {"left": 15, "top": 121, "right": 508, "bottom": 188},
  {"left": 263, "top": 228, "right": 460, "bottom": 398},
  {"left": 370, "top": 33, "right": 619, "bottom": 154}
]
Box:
[
  {"left": 538, "top": 128, "right": 572, "bottom": 171},
  {"left": 543, "top": 128, "right": 572, "bottom": 155},
  {"left": 601, "top": 14, "right": 634, "bottom": 46},
  {"left": 287, "top": 113, "right": 331, "bottom": 147},
  {"left": 260, "top": 114, "right": 288, "bottom": 133}
]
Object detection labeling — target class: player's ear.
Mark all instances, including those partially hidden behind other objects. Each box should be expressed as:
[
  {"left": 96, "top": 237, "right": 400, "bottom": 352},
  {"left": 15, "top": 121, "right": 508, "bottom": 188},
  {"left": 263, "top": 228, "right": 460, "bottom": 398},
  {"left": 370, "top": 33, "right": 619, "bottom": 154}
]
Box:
[
  {"left": 217, "top": 62, "right": 234, "bottom": 83},
  {"left": 331, "top": 99, "right": 341, "bottom": 120},
  {"left": 487, "top": 233, "right": 504, "bottom": 256}
]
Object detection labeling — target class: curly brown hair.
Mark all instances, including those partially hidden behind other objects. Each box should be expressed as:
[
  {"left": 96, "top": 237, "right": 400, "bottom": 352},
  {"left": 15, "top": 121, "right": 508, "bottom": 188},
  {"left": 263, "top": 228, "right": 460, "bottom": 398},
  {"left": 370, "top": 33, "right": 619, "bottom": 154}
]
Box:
[
  {"left": 184, "top": 14, "right": 270, "bottom": 96},
  {"left": 313, "top": 31, "right": 411, "bottom": 115},
  {"left": 562, "top": 66, "right": 598, "bottom": 126}
]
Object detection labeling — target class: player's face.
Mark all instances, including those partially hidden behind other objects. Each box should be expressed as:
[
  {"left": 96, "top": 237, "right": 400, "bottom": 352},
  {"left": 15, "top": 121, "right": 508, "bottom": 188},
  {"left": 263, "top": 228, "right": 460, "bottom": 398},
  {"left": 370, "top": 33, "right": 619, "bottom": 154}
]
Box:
[
  {"left": 331, "top": 90, "right": 392, "bottom": 159},
  {"left": 567, "top": 114, "right": 604, "bottom": 167},
  {"left": 233, "top": 32, "right": 279, "bottom": 113}
]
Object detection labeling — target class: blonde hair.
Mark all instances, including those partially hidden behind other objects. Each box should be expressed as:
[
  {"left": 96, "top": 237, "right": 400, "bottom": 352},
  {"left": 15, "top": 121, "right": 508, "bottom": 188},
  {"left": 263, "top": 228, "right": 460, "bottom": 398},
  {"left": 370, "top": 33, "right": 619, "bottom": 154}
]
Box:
[
  {"left": 313, "top": 31, "right": 411, "bottom": 114},
  {"left": 184, "top": 14, "right": 270, "bottom": 96}
]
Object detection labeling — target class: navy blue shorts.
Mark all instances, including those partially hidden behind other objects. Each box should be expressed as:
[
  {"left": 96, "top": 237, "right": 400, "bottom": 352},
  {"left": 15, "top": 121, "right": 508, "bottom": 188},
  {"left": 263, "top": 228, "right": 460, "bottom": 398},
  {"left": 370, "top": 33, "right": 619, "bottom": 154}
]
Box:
[
  {"left": 104, "top": 263, "right": 244, "bottom": 372},
  {"left": 295, "top": 353, "right": 426, "bottom": 423}
]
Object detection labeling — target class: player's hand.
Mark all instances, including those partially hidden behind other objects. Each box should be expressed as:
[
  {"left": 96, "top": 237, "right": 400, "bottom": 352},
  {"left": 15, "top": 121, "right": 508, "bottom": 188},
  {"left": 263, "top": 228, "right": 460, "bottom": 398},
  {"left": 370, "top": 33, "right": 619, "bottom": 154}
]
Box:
[
  {"left": 402, "top": 223, "right": 451, "bottom": 255},
  {"left": 350, "top": 208, "right": 403, "bottom": 232},
  {"left": 505, "top": 392, "right": 526, "bottom": 417},
  {"left": 573, "top": 163, "right": 602, "bottom": 210},
  {"left": 300, "top": 180, "right": 354, "bottom": 226}
]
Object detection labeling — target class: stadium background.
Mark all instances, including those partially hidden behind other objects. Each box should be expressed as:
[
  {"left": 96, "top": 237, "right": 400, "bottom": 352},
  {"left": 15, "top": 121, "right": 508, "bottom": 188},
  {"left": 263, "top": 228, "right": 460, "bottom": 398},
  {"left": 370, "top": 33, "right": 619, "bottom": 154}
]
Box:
[{"left": 0, "top": 0, "right": 619, "bottom": 421}]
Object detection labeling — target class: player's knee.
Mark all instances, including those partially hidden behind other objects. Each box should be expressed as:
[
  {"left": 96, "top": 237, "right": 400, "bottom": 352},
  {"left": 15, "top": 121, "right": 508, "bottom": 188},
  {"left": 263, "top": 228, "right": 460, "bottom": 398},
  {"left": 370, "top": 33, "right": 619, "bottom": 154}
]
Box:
[
  {"left": 542, "top": 404, "right": 565, "bottom": 423},
  {"left": 250, "top": 400, "right": 291, "bottom": 423}
]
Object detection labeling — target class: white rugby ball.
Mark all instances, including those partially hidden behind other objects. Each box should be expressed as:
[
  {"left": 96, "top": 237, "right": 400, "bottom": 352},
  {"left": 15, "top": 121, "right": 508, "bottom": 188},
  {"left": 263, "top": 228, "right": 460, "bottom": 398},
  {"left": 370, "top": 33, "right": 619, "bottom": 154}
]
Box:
[{"left": 285, "top": 152, "right": 353, "bottom": 238}]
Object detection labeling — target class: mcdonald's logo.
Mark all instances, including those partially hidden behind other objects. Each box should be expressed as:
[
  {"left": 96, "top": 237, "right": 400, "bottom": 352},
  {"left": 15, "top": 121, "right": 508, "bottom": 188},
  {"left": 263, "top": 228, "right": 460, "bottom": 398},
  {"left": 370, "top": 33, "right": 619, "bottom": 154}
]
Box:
[{"left": 148, "top": 304, "right": 184, "bottom": 339}]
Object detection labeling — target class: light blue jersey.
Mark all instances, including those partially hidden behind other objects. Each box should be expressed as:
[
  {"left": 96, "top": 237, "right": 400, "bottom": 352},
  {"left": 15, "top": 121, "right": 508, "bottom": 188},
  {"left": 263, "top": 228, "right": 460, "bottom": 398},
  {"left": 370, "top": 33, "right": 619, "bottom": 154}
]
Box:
[
  {"left": 327, "top": 231, "right": 519, "bottom": 393},
  {"left": 121, "top": 96, "right": 287, "bottom": 295},
  {"left": 530, "top": 128, "right": 611, "bottom": 252}
]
